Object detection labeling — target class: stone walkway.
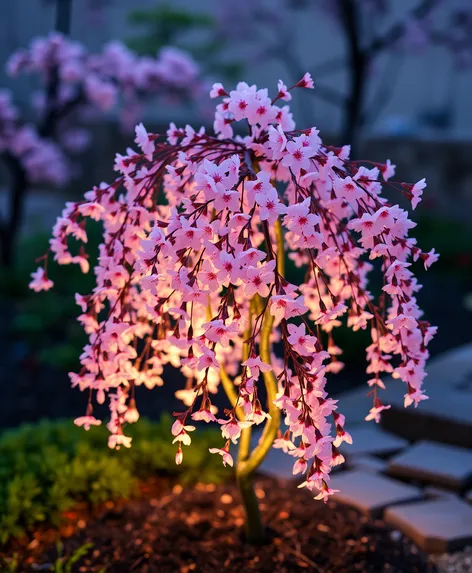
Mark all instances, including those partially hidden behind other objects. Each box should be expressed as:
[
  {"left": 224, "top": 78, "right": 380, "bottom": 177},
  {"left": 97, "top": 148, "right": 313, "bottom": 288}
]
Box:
[{"left": 257, "top": 343, "right": 472, "bottom": 557}]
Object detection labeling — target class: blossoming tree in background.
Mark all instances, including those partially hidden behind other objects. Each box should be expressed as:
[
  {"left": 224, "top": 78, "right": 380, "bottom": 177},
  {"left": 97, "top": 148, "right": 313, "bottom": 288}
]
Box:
[
  {"left": 213, "top": 0, "right": 472, "bottom": 150},
  {"left": 0, "top": 23, "right": 201, "bottom": 267},
  {"left": 31, "top": 73, "right": 438, "bottom": 543}
]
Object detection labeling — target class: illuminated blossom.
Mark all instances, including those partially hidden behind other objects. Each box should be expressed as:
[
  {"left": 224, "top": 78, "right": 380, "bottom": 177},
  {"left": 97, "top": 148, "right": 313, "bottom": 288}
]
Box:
[
  {"left": 29, "top": 267, "right": 54, "bottom": 292},
  {"left": 32, "top": 75, "right": 437, "bottom": 502}
]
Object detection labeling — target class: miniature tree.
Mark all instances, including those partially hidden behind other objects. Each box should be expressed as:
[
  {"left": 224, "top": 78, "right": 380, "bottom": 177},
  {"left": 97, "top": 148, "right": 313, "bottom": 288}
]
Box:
[
  {"left": 0, "top": 31, "right": 201, "bottom": 267},
  {"left": 31, "top": 74, "right": 438, "bottom": 543}
]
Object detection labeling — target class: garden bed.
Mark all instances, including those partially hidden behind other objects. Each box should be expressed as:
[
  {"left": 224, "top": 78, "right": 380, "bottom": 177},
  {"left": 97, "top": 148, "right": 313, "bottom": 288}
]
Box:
[{"left": 2, "top": 476, "right": 434, "bottom": 573}]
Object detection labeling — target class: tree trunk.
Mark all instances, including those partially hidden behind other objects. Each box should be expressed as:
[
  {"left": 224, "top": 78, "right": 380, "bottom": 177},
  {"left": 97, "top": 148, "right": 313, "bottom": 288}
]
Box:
[
  {"left": 339, "top": 0, "right": 366, "bottom": 157},
  {"left": 0, "top": 0, "right": 73, "bottom": 268},
  {"left": 0, "top": 153, "right": 28, "bottom": 268}
]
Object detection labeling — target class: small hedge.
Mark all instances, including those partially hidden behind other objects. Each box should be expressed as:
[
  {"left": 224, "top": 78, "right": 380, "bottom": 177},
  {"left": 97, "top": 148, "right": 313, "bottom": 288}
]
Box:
[{"left": 0, "top": 416, "right": 227, "bottom": 543}]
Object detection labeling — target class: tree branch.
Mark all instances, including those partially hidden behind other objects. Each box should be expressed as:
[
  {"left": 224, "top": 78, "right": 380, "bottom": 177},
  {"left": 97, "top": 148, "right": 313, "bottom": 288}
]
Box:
[
  {"left": 236, "top": 219, "right": 284, "bottom": 479},
  {"left": 339, "top": 0, "right": 366, "bottom": 150},
  {"left": 365, "top": 0, "right": 441, "bottom": 57},
  {"left": 55, "top": 0, "right": 73, "bottom": 35}
]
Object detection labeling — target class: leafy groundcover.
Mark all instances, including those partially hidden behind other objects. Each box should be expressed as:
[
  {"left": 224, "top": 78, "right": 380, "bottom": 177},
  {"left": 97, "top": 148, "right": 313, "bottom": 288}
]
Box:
[{"left": 0, "top": 416, "right": 226, "bottom": 544}]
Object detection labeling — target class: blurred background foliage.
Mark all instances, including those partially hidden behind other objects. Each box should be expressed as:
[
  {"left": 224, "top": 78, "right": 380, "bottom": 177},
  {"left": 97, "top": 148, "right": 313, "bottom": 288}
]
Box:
[{"left": 127, "top": 3, "right": 244, "bottom": 81}]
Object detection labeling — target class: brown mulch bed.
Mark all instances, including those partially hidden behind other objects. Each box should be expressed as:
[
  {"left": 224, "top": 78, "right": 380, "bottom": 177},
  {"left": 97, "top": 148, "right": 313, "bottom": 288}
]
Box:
[{"left": 3, "top": 476, "right": 435, "bottom": 573}]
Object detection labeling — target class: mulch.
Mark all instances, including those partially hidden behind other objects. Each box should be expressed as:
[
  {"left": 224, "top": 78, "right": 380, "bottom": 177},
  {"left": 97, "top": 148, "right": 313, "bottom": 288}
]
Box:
[{"left": 2, "top": 476, "right": 435, "bottom": 573}]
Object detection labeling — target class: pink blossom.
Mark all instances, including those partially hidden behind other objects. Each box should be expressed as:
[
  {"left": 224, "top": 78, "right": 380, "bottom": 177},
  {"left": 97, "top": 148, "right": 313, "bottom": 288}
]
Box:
[
  {"left": 218, "top": 418, "right": 252, "bottom": 444},
  {"left": 287, "top": 323, "right": 318, "bottom": 356},
  {"left": 255, "top": 186, "right": 287, "bottom": 223},
  {"left": 296, "top": 72, "right": 314, "bottom": 89},
  {"left": 77, "top": 202, "right": 104, "bottom": 221},
  {"left": 404, "top": 388, "right": 429, "bottom": 408},
  {"left": 314, "top": 483, "right": 340, "bottom": 504},
  {"left": 365, "top": 404, "right": 391, "bottom": 423},
  {"left": 422, "top": 248, "right": 439, "bottom": 269},
  {"left": 245, "top": 171, "right": 273, "bottom": 206},
  {"left": 74, "top": 415, "right": 101, "bottom": 431},
  {"left": 270, "top": 295, "right": 308, "bottom": 325},
  {"left": 242, "top": 356, "right": 272, "bottom": 379},
  {"left": 209, "top": 445, "right": 233, "bottom": 467},
  {"left": 175, "top": 444, "right": 183, "bottom": 465},
  {"left": 244, "top": 260, "right": 276, "bottom": 298},
  {"left": 284, "top": 198, "right": 320, "bottom": 236},
  {"left": 293, "top": 457, "right": 308, "bottom": 475},
  {"left": 281, "top": 137, "right": 314, "bottom": 174},
  {"left": 135, "top": 123, "right": 154, "bottom": 160},
  {"left": 203, "top": 319, "right": 239, "bottom": 347},
  {"left": 276, "top": 79, "right": 292, "bottom": 101},
  {"left": 210, "top": 82, "right": 228, "bottom": 98},
  {"left": 192, "top": 405, "right": 217, "bottom": 423},
  {"left": 268, "top": 125, "right": 288, "bottom": 160},
  {"left": 29, "top": 267, "right": 54, "bottom": 292},
  {"left": 196, "top": 347, "right": 220, "bottom": 371},
  {"left": 108, "top": 432, "right": 132, "bottom": 449},
  {"left": 380, "top": 159, "right": 396, "bottom": 181},
  {"left": 333, "top": 176, "right": 364, "bottom": 203},
  {"left": 333, "top": 426, "right": 353, "bottom": 448},
  {"left": 411, "top": 178, "right": 426, "bottom": 209},
  {"left": 273, "top": 434, "right": 295, "bottom": 453}
]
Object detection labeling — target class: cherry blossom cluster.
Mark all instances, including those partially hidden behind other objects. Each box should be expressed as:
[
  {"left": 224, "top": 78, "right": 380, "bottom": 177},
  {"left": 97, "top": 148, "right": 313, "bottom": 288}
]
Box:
[
  {"left": 2, "top": 32, "right": 201, "bottom": 187},
  {"left": 31, "top": 73, "right": 437, "bottom": 502}
]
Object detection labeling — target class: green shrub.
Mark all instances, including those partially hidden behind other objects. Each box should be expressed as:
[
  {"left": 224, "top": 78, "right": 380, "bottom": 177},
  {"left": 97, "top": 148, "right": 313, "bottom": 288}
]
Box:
[{"left": 0, "top": 415, "right": 227, "bottom": 544}]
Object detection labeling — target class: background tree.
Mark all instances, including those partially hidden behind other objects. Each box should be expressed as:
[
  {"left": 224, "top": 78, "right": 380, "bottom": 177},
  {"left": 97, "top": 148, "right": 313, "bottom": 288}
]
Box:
[
  {"left": 0, "top": 0, "right": 201, "bottom": 267},
  {"left": 131, "top": 0, "right": 472, "bottom": 154}
]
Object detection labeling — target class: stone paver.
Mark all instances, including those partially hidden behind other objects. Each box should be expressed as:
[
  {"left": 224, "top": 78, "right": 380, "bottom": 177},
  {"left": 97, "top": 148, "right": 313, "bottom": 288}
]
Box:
[
  {"left": 340, "top": 425, "right": 408, "bottom": 458},
  {"left": 388, "top": 441, "right": 472, "bottom": 491},
  {"left": 328, "top": 470, "right": 422, "bottom": 517},
  {"left": 338, "top": 344, "right": 472, "bottom": 449},
  {"left": 431, "top": 547, "right": 472, "bottom": 573},
  {"left": 424, "top": 486, "right": 459, "bottom": 501},
  {"left": 259, "top": 446, "right": 295, "bottom": 480},
  {"left": 385, "top": 498, "right": 472, "bottom": 553},
  {"left": 349, "top": 455, "right": 387, "bottom": 473}
]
